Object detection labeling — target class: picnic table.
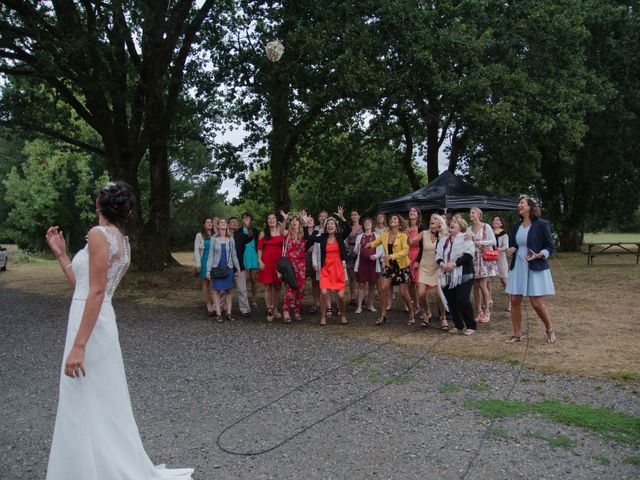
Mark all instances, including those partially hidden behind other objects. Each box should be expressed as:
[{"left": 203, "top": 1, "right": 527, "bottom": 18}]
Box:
[{"left": 584, "top": 242, "right": 640, "bottom": 265}]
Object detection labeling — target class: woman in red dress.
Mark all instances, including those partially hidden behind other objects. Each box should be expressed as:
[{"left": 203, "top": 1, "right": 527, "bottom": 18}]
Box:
[
  {"left": 281, "top": 212, "right": 307, "bottom": 323},
  {"left": 257, "top": 212, "right": 284, "bottom": 322},
  {"left": 406, "top": 206, "right": 424, "bottom": 322},
  {"left": 312, "top": 217, "right": 349, "bottom": 326}
]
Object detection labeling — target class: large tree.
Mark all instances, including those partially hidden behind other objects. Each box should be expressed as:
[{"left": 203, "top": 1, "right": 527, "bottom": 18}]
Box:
[
  {"left": 0, "top": 0, "right": 227, "bottom": 269},
  {"left": 212, "top": 0, "right": 379, "bottom": 211}
]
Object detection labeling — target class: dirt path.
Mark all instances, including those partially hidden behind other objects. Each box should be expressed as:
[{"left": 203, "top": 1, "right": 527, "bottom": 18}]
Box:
[{"left": 1, "top": 288, "right": 638, "bottom": 479}]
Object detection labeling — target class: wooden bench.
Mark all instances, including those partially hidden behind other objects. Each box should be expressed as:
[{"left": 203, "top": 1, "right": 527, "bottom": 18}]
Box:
[{"left": 583, "top": 242, "right": 640, "bottom": 265}]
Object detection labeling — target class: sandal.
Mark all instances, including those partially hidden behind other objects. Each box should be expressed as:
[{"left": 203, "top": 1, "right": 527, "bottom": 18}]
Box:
[
  {"left": 273, "top": 308, "right": 282, "bottom": 319},
  {"left": 420, "top": 312, "right": 432, "bottom": 328},
  {"left": 216, "top": 315, "right": 223, "bottom": 323},
  {"left": 294, "top": 314, "right": 302, "bottom": 322},
  {"left": 440, "top": 318, "right": 449, "bottom": 331},
  {"left": 546, "top": 330, "right": 556, "bottom": 344},
  {"left": 225, "top": 313, "right": 234, "bottom": 322},
  {"left": 341, "top": 318, "right": 349, "bottom": 325},
  {"left": 266, "top": 309, "right": 274, "bottom": 323},
  {"left": 406, "top": 315, "right": 416, "bottom": 326},
  {"left": 506, "top": 336, "right": 521, "bottom": 343},
  {"left": 375, "top": 315, "right": 387, "bottom": 326},
  {"left": 283, "top": 316, "right": 292, "bottom": 324}
]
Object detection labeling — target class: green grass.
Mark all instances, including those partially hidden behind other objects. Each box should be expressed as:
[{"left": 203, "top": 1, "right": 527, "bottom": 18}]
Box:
[
  {"left": 489, "top": 426, "right": 510, "bottom": 440},
  {"left": 624, "top": 456, "right": 640, "bottom": 466},
  {"left": 583, "top": 232, "right": 640, "bottom": 244},
  {"left": 439, "top": 383, "right": 462, "bottom": 394},
  {"left": 524, "top": 430, "right": 576, "bottom": 449},
  {"left": 348, "top": 354, "right": 378, "bottom": 366},
  {"left": 470, "top": 382, "right": 491, "bottom": 392},
  {"left": 13, "top": 256, "right": 57, "bottom": 265},
  {"left": 591, "top": 455, "right": 610, "bottom": 466},
  {"left": 605, "top": 371, "right": 640, "bottom": 382},
  {"left": 465, "top": 398, "right": 640, "bottom": 446}
]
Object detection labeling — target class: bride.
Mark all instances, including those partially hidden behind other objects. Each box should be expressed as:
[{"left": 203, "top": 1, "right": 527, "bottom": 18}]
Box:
[{"left": 45, "top": 181, "right": 193, "bottom": 479}]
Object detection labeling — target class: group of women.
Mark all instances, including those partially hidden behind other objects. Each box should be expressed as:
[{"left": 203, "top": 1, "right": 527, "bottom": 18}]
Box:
[{"left": 195, "top": 195, "right": 556, "bottom": 343}]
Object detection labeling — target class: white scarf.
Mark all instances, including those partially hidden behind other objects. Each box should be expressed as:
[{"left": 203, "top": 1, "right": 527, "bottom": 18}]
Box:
[{"left": 439, "top": 234, "right": 475, "bottom": 289}]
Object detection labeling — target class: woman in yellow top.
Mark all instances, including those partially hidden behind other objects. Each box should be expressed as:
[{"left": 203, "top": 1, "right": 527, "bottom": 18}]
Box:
[{"left": 367, "top": 213, "right": 414, "bottom": 326}]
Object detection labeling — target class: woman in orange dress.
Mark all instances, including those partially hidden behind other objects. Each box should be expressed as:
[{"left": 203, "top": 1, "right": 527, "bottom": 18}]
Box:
[{"left": 312, "top": 217, "right": 349, "bottom": 326}]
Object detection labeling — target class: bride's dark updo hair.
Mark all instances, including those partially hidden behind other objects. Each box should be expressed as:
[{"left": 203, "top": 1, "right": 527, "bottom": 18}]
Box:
[{"left": 97, "top": 181, "right": 137, "bottom": 228}]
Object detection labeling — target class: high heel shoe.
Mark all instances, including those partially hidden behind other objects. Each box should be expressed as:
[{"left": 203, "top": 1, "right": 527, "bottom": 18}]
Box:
[{"left": 375, "top": 315, "right": 387, "bottom": 326}]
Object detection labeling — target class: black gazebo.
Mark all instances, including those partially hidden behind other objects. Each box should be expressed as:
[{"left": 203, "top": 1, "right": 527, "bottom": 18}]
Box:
[{"left": 378, "top": 171, "right": 518, "bottom": 213}]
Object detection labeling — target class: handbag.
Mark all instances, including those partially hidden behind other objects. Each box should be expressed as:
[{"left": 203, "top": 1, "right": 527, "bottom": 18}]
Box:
[
  {"left": 211, "top": 266, "right": 229, "bottom": 279},
  {"left": 481, "top": 224, "right": 500, "bottom": 262},
  {"left": 276, "top": 236, "right": 298, "bottom": 288}
]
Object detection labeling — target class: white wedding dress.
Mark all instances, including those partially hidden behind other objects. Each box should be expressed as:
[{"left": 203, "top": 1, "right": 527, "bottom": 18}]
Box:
[{"left": 47, "top": 226, "right": 193, "bottom": 479}]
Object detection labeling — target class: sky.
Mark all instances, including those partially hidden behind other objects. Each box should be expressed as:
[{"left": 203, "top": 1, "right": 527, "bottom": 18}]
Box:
[{"left": 216, "top": 127, "right": 452, "bottom": 202}]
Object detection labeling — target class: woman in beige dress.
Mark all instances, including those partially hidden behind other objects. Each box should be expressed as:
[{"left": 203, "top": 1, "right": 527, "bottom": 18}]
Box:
[{"left": 410, "top": 214, "right": 449, "bottom": 330}]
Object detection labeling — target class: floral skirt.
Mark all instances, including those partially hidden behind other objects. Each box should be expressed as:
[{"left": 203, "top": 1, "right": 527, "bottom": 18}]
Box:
[{"left": 381, "top": 260, "right": 411, "bottom": 286}]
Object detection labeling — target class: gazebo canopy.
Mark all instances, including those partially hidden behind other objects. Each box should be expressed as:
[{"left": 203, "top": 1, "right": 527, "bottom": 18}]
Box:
[{"left": 378, "top": 171, "right": 518, "bottom": 213}]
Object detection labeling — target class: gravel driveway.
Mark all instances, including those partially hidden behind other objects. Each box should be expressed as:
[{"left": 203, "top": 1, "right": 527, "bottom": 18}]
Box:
[{"left": 1, "top": 288, "right": 638, "bottom": 479}]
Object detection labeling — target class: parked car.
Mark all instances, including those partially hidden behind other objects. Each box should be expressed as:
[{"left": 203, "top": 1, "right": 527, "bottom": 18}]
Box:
[{"left": 0, "top": 246, "right": 7, "bottom": 271}]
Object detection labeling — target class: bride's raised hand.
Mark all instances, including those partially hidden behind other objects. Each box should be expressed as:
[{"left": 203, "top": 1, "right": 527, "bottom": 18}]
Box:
[{"left": 46, "top": 226, "right": 67, "bottom": 259}]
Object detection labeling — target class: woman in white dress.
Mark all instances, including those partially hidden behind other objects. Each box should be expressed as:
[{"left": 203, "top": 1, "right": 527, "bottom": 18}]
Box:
[{"left": 45, "top": 181, "right": 193, "bottom": 480}]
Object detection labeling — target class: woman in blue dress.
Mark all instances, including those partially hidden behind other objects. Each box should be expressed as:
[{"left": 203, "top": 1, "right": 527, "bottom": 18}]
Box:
[
  {"left": 206, "top": 218, "right": 240, "bottom": 323},
  {"left": 194, "top": 217, "right": 214, "bottom": 315},
  {"left": 242, "top": 212, "right": 260, "bottom": 309},
  {"left": 506, "top": 196, "right": 556, "bottom": 344}
]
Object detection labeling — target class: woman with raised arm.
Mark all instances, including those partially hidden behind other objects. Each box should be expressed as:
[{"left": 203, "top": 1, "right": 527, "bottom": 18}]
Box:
[
  {"left": 410, "top": 213, "right": 449, "bottom": 330},
  {"left": 406, "top": 206, "right": 424, "bottom": 320},
  {"left": 469, "top": 207, "right": 498, "bottom": 323},
  {"left": 313, "top": 217, "right": 349, "bottom": 326},
  {"left": 281, "top": 211, "right": 308, "bottom": 323},
  {"left": 506, "top": 196, "right": 556, "bottom": 343},
  {"left": 206, "top": 218, "right": 241, "bottom": 323},
  {"left": 45, "top": 181, "right": 193, "bottom": 479},
  {"left": 194, "top": 217, "right": 215, "bottom": 316},
  {"left": 257, "top": 212, "right": 285, "bottom": 322},
  {"left": 367, "top": 214, "right": 413, "bottom": 326}
]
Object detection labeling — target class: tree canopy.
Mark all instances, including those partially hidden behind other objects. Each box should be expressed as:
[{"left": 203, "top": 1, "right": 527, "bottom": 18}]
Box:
[{"left": 1, "top": 0, "right": 638, "bottom": 259}]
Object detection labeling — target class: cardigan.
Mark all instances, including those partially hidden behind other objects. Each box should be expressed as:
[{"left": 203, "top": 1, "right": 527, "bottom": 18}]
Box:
[
  {"left": 311, "top": 233, "right": 350, "bottom": 268},
  {"left": 509, "top": 218, "right": 554, "bottom": 271},
  {"left": 205, "top": 236, "right": 240, "bottom": 273},
  {"left": 193, "top": 232, "right": 211, "bottom": 267},
  {"left": 369, "top": 230, "right": 410, "bottom": 269},
  {"left": 353, "top": 232, "right": 384, "bottom": 273}
]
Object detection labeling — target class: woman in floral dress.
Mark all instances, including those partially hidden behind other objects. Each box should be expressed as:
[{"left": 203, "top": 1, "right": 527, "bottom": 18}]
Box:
[{"left": 282, "top": 213, "right": 307, "bottom": 323}]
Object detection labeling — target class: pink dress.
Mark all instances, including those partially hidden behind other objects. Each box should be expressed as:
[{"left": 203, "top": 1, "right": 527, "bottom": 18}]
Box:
[{"left": 408, "top": 228, "right": 421, "bottom": 282}]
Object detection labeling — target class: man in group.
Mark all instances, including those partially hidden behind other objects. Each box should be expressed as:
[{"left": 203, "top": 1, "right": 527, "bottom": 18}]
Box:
[{"left": 228, "top": 217, "right": 254, "bottom": 316}]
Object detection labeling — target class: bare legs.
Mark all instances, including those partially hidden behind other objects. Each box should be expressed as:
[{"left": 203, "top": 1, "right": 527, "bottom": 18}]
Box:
[
  {"left": 320, "top": 289, "right": 347, "bottom": 325},
  {"left": 417, "top": 283, "right": 432, "bottom": 325},
  {"left": 473, "top": 277, "right": 492, "bottom": 322},
  {"left": 202, "top": 278, "right": 214, "bottom": 313},
  {"left": 509, "top": 294, "right": 555, "bottom": 343},
  {"left": 356, "top": 282, "right": 377, "bottom": 313},
  {"left": 377, "top": 279, "right": 413, "bottom": 325}
]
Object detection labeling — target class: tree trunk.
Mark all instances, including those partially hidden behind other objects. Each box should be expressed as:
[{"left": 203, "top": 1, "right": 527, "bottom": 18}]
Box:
[
  {"left": 426, "top": 118, "right": 440, "bottom": 182},
  {"left": 398, "top": 114, "right": 420, "bottom": 190},
  {"left": 268, "top": 80, "right": 294, "bottom": 212}
]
